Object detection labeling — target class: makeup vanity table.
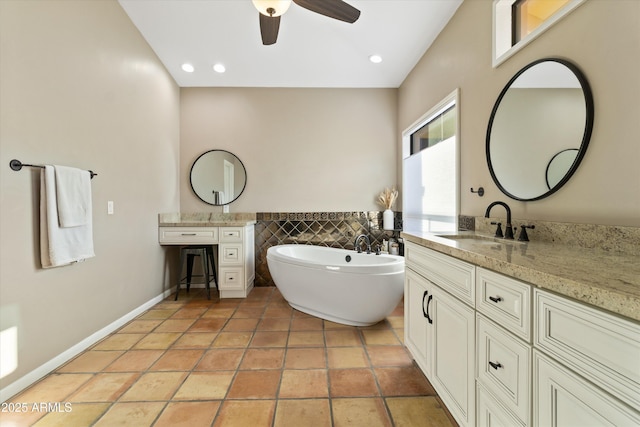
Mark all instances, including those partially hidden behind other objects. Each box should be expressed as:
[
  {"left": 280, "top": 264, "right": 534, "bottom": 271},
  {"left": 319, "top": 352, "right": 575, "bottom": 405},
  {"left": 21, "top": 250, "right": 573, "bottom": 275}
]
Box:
[{"left": 158, "top": 213, "right": 256, "bottom": 298}]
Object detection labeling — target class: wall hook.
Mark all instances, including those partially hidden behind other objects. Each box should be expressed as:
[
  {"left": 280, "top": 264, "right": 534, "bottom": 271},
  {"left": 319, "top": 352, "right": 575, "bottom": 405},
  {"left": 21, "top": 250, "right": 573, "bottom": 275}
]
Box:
[{"left": 470, "top": 187, "right": 484, "bottom": 197}]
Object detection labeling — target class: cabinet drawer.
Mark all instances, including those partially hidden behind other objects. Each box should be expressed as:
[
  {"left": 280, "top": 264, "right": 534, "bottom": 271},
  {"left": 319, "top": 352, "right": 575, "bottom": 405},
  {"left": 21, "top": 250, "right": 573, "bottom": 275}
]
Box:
[
  {"left": 477, "top": 268, "right": 531, "bottom": 342},
  {"left": 534, "top": 289, "right": 640, "bottom": 409},
  {"left": 220, "top": 227, "right": 243, "bottom": 242},
  {"left": 477, "top": 315, "right": 531, "bottom": 424},
  {"left": 159, "top": 227, "right": 218, "bottom": 244},
  {"left": 219, "top": 268, "right": 243, "bottom": 290},
  {"left": 477, "top": 383, "right": 526, "bottom": 427},
  {"left": 220, "top": 244, "right": 243, "bottom": 265},
  {"left": 405, "top": 242, "right": 475, "bottom": 306},
  {"left": 533, "top": 350, "right": 640, "bottom": 426}
]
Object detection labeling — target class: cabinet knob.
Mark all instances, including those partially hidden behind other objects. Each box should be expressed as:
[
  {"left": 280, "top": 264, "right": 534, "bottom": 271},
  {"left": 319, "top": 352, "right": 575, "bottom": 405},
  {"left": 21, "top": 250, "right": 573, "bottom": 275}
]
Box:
[{"left": 489, "top": 296, "right": 503, "bottom": 303}]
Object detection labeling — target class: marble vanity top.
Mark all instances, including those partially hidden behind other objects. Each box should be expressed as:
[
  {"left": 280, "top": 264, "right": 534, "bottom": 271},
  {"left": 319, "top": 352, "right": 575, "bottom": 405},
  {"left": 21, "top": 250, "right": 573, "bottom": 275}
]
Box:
[
  {"left": 402, "top": 231, "right": 640, "bottom": 322},
  {"left": 159, "top": 212, "right": 257, "bottom": 227}
]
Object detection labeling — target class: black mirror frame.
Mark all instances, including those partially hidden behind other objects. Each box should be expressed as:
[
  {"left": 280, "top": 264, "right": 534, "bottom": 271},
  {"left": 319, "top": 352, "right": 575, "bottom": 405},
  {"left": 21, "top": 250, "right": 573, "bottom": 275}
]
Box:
[
  {"left": 189, "top": 149, "right": 247, "bottom": 206},
  {"left": 486, "top": 58, "right": 594, "bottom": 201}
]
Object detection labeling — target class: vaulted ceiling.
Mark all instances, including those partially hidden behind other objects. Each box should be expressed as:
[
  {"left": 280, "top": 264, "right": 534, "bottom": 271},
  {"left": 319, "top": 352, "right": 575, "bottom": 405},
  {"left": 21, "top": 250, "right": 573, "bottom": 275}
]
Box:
[{"left": 119, "top": 0, "right": 463, "bottom": 88}]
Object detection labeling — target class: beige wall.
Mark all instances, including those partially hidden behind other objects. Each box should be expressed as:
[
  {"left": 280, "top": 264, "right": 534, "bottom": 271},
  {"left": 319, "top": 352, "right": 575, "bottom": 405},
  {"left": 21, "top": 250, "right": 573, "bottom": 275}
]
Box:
[
  {"left": 0, "top": 0, "right": 180, "bottom": 392},
  {"left": 399, "top": 0, "right": 640, "bottom": 227},
  {"left": 180, "top": 88, "right": 398, "bottom": 212}
]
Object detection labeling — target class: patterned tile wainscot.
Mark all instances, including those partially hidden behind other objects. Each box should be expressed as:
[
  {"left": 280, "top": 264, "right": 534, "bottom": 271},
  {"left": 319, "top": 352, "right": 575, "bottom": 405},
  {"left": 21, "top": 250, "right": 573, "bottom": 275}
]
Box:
[{"left": 254, "top": 212, "right": 403, "bottom": 287}]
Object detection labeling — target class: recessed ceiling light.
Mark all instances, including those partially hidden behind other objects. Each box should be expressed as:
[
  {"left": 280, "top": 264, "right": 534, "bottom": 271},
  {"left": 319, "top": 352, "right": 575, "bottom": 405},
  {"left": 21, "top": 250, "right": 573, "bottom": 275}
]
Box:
[
  {"left": 213, "top": 63, "right": 226, "bottom": 73},
  {"left": 369, "top": 55, "right": 383, "bottom": 64},
  {"left": 181, "top": 63, "right": 195, "bottom": 73}
]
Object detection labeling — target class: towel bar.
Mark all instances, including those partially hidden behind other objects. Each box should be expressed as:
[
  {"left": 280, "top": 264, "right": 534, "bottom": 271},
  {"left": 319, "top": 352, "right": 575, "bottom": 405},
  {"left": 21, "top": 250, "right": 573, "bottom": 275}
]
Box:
[{"left": 10, "top": 159, "right": 97, "bottom": 179}]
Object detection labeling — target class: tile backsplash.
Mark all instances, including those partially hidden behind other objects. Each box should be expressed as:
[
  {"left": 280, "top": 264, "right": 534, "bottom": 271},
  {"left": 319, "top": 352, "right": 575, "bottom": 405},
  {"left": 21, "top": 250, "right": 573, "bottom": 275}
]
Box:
[
  {"left": 246, "top": 211, "right": 638, "bottom": 287},
  {"left": 254, "top": 211, "right": 402, "bottom": 287}
]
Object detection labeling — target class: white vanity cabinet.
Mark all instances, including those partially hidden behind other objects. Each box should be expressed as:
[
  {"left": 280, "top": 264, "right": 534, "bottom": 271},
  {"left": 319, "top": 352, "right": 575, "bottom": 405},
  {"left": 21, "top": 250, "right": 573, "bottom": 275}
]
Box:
[
  {"left": 405, "top": 241, "right": 476, "bottom": 427},
  {"left": 217, "top": 225, "right": 255, "bottom": 298},
  {"left": 159, "top": 224, "right": 255, "bottom": 298},
  {"left": 404, "top": 237, "right": 640, "bottom": 427}
]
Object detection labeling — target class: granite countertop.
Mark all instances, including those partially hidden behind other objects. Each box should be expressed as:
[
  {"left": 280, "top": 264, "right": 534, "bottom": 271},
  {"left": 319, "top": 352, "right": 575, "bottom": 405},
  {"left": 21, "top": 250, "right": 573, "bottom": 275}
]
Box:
[
  {"left": 402, "top": 231, "right": 640, "bottom": 322},
  {"left": 158, "top": 212, "right": 257, "bottom": 227}
]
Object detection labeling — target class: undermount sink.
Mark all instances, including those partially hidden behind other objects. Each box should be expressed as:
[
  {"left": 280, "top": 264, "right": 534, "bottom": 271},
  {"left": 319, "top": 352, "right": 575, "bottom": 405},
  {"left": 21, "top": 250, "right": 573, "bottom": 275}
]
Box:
[{"left": 436, "top": 233, "right": 524, "bottom": 245}]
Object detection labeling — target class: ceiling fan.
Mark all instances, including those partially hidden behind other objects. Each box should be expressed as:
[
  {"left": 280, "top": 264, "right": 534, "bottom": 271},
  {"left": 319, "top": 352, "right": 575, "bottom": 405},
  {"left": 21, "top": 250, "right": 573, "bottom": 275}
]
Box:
[{"left": 252, "top": 0, "right": 361, "bottom": 45}]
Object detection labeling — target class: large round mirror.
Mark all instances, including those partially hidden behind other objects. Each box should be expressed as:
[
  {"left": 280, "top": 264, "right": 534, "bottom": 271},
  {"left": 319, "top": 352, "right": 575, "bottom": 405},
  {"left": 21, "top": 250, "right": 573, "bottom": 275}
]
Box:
[
  {"left": 486, "top": 58, "right": 594, "bottom": 201},
  {"left": 190, "top": 150, "right": 247, "bottom": 205}
]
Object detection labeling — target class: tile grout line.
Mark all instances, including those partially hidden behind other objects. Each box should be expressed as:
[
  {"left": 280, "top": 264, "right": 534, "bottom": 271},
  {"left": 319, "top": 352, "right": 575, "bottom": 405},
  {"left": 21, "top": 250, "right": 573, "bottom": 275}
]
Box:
[
  {"left": 11, "top": 288, "right": 450, "bottom": 426},
  {"left": 94, "top": 290, "right": 224, "bottom": 426}
]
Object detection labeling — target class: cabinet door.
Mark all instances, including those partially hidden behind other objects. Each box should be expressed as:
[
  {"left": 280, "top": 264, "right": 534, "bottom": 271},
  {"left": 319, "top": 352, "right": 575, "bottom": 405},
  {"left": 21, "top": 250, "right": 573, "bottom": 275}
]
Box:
[
  {"left": 431, "top": 285, "right": 475, "bottom": 427},
  {"left": 534, "top": 351, "right": 640, "bottom": 426},
  {"left": 405, "top": 268, "right": 433, "bottom": 377}
]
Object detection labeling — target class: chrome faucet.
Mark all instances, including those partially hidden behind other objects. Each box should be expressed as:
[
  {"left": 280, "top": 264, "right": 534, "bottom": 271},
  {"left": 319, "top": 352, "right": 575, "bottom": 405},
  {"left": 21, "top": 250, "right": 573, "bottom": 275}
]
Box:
[
  {"left": 354, "top": 234, "right": 371, "bottom": 253},
  {"left": 485, "top": 201, "right": 514, "bottom": 239}
]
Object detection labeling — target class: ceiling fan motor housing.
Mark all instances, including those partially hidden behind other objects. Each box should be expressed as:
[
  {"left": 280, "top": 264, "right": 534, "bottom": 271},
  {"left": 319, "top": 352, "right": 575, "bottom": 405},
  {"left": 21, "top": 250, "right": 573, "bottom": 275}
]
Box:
[
  {"left": 253, "top": 0, "right": 292, "bottom": 17},
  {"left": 254, "top": 0, "right": 361, "bottom": 46}
]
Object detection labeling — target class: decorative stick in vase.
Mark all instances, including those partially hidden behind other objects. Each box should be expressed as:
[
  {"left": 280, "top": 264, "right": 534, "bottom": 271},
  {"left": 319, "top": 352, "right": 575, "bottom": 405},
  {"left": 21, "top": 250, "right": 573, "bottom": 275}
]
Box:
[{"left": 377, "top": 187, "right": 398, "bottom": 230}]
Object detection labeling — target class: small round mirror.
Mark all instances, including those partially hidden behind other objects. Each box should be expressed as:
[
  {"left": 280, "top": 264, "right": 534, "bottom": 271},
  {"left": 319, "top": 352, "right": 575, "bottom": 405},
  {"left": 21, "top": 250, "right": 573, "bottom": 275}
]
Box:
[
  {"left": 546, "top": 148, "right": 578, "bottom": 190},
  {"left": 190, "top": 150, "right": 247, "bottom": 205},
  {"left": 486, "top": 58, "right": 594, "bottom": 201}
]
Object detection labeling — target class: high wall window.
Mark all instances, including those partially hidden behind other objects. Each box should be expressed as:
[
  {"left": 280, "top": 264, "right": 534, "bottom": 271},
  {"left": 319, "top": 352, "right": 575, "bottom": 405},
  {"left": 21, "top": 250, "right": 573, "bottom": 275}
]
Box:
[
  {"left": 512, "top": 0, "right": 570, "bottom": 44},
  {"left": 410, "top": 105, "right": 456, "bottom": 155},
  {"left": 402, "top": 90, "right": 459, "bottom": 234},
  {"left": 493, "top": 0, "right": 585, "bottom": 67}
]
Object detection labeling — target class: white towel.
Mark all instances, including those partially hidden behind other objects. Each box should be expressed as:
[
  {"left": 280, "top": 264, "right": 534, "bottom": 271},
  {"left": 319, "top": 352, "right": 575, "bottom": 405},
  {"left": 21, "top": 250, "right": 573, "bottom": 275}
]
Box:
[
  {"left": 40, "top": 166, "right": 95, "bottom": 268},
  {"left": 54, "top": 165, "right": 91, "bottom": 227}
]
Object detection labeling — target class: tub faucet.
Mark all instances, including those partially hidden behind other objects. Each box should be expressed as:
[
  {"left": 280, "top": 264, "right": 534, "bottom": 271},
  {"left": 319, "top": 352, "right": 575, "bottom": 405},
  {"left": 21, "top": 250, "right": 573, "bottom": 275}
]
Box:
[
  {"left": 354, "top": 234, "right": 371, "bottom": 254},
  {"left": 485, "top": 201, "right": 514, "bottom": 239}
]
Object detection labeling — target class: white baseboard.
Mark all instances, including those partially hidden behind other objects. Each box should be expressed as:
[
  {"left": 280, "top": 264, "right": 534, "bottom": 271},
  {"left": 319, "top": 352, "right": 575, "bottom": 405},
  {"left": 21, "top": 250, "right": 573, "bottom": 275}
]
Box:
[{"left": 0, "top": 288, "right": 173, "bottom": 402}]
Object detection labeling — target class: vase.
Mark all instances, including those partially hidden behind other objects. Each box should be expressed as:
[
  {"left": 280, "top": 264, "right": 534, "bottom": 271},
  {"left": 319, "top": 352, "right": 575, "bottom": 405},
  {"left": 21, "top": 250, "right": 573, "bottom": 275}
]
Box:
[{"left": 383, "top": 209, "right": 394, "bottom": 230}]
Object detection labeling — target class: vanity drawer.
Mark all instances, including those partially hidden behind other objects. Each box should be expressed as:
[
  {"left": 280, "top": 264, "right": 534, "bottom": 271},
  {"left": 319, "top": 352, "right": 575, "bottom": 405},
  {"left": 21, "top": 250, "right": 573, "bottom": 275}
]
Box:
[
  {"left": 220, "top": 227, "right": 244, "bottom": 242},
  {"left": 533, "top": 350, "right": 640, "bottom": 426},
  {"left": 477, "top": 315, "right": 531, "bottom": 424},
  {"left": 159, "top": 227, "right": 219, "bottom": 244},
  {"left": 405, "top": 242, "right": 475, "bottom": 306},
  {"left": 219, "top": 267, "right": 243, "bottom": 290},
  {"left": 476, "top": 268, "right": 531, "bottom": 342},
  {"left": 534, "top": 289, "right": 640, "bottom": 409},
  {"left": 219, "top": 244, "right": 244, "bottom": 265},
  {"left": 477, "top": 383, "right": 526, "bottom": 427}
]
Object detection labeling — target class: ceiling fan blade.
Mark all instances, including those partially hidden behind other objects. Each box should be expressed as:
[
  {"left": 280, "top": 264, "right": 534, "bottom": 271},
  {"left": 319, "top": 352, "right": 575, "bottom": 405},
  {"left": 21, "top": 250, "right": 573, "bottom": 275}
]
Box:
[
  {"left": 293, "top": 0, "right": 360, "bottom": 23},
  {"left": 259, "top": 13, "right": 280, "bottom": 45}
]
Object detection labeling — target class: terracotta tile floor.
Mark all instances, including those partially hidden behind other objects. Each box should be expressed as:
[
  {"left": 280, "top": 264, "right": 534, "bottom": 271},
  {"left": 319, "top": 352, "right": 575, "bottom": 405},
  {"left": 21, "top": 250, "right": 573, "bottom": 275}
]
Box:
[{"left": 2, "top": 287, "right": 456, "bottom": 427}]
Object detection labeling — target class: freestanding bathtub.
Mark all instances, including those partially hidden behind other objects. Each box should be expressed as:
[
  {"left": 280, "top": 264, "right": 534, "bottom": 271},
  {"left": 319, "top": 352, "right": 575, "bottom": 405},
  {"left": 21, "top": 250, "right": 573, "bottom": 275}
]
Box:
[{"left": 267, "top": 244, "right": 405, "bottom": 326}]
